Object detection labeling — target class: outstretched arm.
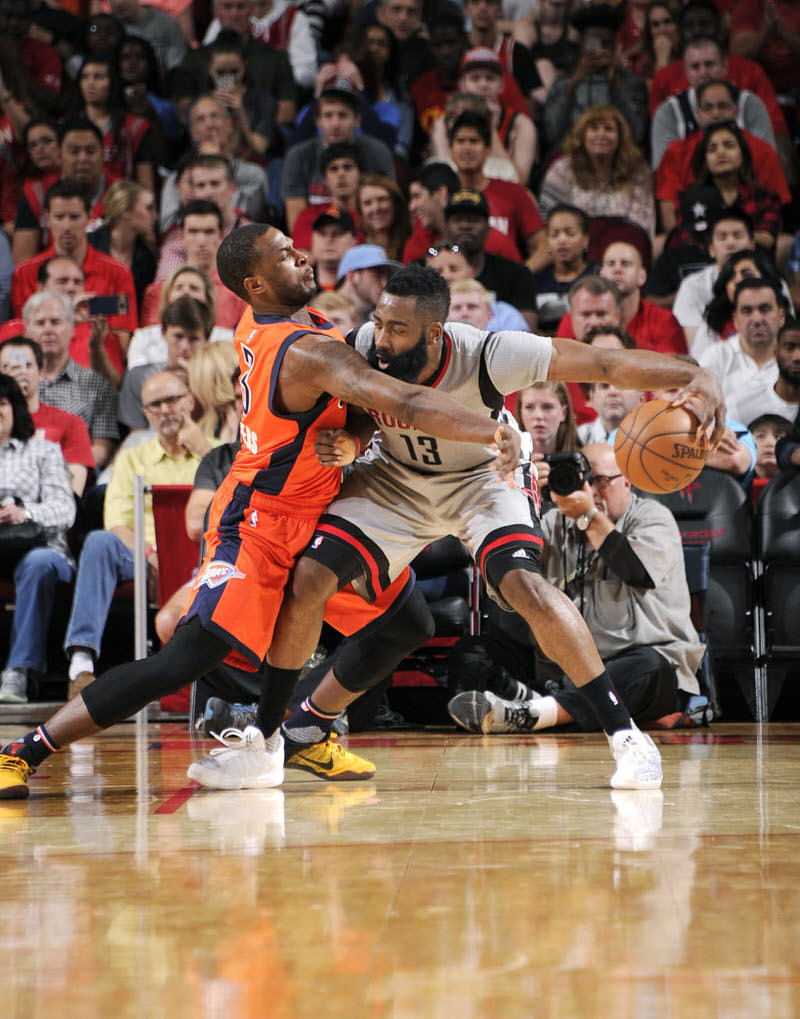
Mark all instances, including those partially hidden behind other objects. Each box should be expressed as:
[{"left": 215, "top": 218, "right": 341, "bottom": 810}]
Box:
[
  {"left": 548, "top": 337, "right": 726, "bottom": 442},
  {"left": 279, "top": 336, "right": 522, "bottom": 480}
]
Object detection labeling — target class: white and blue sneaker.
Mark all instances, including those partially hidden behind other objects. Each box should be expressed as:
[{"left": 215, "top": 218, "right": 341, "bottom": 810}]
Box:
[
  {"left": 608, "top": 726, "right": 663, "bottom": 790},
  {"left": 187, "top": 726, "right": 284, "bottom": 790}
]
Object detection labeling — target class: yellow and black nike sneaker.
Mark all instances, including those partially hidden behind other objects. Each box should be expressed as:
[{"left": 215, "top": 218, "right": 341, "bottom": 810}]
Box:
[
  {"left": 0, "top": 754, "right": 33, "bottom": 799},
  {"left": 286, "top": 737, "right": 376, "bottom": 781}
]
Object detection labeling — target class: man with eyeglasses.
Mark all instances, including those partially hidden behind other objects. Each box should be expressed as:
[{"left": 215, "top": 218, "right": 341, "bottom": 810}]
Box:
[
  {"left": 62, "top": 369, "right": 211, "bottom": 696},
  {"left": 449, "top": 441, "right": 706, "bottom": 734}
]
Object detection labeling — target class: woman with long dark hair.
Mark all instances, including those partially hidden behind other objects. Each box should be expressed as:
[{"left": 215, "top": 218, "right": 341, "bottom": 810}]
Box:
[
  {"left": 75, "top": 53, "right": 155, "bottom": 191},
  {"left": 0, "top": 372, "right": 75, "bottom": 704},
  {"left": 674, "top": 123, "right": 781, "bottom": 253},
  {"left": 515, "top": 380, "right": 580, "bottom": 502},
  {"left": 342, "top": 20, "right": 413, "bottom": 163},
  {"left": 117, "top": 34, "right": 183, "bottom": 168},
  {"left": 357, "top": 174, "right": 411, "bottom": 261}
]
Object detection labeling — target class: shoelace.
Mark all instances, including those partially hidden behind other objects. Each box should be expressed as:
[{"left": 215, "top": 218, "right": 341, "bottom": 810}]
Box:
[
  {"left": 0, "top": 753, "right": 31, "bottom": 775},
  {"left": 207, "top": 727, "right": 254, "bottom": 754},
  {"left": 503, "top": 703, "right": 538, "bottom": 731}
]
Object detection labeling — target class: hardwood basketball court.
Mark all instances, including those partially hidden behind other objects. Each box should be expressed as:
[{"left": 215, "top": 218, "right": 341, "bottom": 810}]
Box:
[{"left": 2, "top": 721, "right": 799, "bottom": 1018}]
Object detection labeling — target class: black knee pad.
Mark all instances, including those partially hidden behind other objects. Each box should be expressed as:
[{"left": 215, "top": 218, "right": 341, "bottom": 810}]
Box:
[
  {"left": 479, "top": 528, "right": 543, "bottom": 611},
  {"left": 334, "top": 581, "right": 435, "bottom": 693}
]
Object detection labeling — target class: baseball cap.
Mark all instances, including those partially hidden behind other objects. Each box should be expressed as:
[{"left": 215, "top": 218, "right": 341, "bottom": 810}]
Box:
[
  {"left": 679, "top": 187, "right": 726, "bottom": 239},
  {"left": 319, "top": 76, "right": 363, "bottom": 111},
  {"left": 312, "top": 206, "right": 357, "bottom": 233},
  {"left": 336, "top": 244, "right": 401, "bottom": 283},
  {"left": 461, "top": 47, "right": 503, "bottom": 74},
  {"left": 444, "top": 189, "right": 490, "bottom": 218}
]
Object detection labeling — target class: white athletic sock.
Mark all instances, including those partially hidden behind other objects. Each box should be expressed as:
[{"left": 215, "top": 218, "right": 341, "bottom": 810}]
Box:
[
  {"left": 69, "top": 651, "right": 94, "bottom": 682},
  {"left": 531, "top": 696, "right": 559, "bottom": 730}
]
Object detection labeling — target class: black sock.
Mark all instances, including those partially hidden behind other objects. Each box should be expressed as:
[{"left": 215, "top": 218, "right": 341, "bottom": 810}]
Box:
[
  {"left": 577, "top": 670, "right": 632, "bottom": 735},
  {"left": 257, "top": 666, "right": 300, "bottom": 736},
  {"left": 2, "top": 725, "right": 60, "bottom": 769}
]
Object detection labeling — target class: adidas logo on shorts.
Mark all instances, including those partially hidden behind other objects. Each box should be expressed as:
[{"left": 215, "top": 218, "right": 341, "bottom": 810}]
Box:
[{"left": 512, "top": 549, "right": 529, "bottom": 560}]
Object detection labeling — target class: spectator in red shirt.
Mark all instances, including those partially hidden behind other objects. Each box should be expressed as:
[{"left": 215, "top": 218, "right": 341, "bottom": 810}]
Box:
[
  {"left": 0, "top": 335, "right": 94, "bottom": 496},
  {"left": 649, "top": 0, "right": 790, "bottom": 149},
  {"left": 599, "top": 240, "right": 687, "bottom": 355},
  {"left": 5, "top": 119, "right": 60, "bottom": 244},
  {"left": 410, "top": 15, "right": 527, "bottom": 138},
  {"left": 730, "top": 0, "right": 800, "bottom": 102},
  {"left": 13, "top": 120, "right": 112, "bottom": 264},
  {"left": 37, "top": 256, "right": 125, "bottom": 390},
  {"left": 310, "top": 208, "right": 358, "bottom": 291},
  {"left": 11, "top": 179, "right": 138, "bottom": 350},
  {"left": 75, "top": 54, "right": 155, "bottom": 193},
  {"left": 555, "top": 275, "right": 624, "bottom": 423},
  {"left": 409, "top": 15, "right": 467, "bottom": 136},
  {"left": 656, "top": 79, "right": 791, "bottom": 236},
  {"left": 292, "top": 142, "right": 364, "bottom": 253},
  {"left": 140, "top": 200, "right": 248, "bottom": 329},
  {"left": 403, "top": 161, "right": 521, "bottom": 263},
  {"left": 448, "top": 109, "right": 547, "bottom": 271},
  {"left": 672, "top": 122, "right": 782, "bottom": 254},
  {"left": 0, "top": 0, "right": 62, "bottom": 109}
]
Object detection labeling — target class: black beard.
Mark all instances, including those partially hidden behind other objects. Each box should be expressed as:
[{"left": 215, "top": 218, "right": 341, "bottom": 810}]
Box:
[
  {"left": 367, "top": 330, "right": 429, "bottom": 383},
  {"left": 778, "top": 361, "right": 800, "bottom": 387}
]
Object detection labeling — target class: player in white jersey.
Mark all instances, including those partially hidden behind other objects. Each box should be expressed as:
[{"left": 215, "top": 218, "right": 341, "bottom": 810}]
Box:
[{"left": 233, "top": 265, "right": 726, "bottom": 789}]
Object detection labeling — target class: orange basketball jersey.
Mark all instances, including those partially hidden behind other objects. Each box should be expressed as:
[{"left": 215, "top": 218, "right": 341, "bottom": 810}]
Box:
[{"left": 229, "top": 306, "right": 347, "bottom": 509}]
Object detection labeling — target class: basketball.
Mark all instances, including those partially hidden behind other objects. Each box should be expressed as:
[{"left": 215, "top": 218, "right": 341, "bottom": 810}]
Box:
[{"left": 614, "top": 399, "right": 707, "bottom": 494}]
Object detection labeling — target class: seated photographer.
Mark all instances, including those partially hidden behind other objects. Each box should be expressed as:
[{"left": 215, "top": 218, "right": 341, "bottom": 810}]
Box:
[{"left": 448, "top": 442, "right": 706, "bottom": 734}]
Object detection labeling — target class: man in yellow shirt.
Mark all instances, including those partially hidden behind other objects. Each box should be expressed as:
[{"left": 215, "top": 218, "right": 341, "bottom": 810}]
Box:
[{"left": 64, "top": 370, "right": 212, "bottom": 694}]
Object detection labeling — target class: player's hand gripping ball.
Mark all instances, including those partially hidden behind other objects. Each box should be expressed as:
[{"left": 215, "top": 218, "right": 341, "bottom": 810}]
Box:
[{"left": 614, "top": 399, "right": 707, "bottom": 494}]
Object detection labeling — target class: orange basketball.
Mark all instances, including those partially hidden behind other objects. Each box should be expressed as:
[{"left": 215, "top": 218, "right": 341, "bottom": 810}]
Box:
[{"left": 614, "top": 399, "right": 707, "bottom": 494}]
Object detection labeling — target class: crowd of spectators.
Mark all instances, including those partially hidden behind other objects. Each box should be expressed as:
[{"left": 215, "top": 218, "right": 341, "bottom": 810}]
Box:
[{"left": 0, "top": 0, "right": 798, "bottom": 710}]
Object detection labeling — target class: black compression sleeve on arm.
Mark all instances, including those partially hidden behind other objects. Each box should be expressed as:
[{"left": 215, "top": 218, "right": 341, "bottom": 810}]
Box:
[{"left": 597, "top": 530, "right": 655, "bottom": 589}]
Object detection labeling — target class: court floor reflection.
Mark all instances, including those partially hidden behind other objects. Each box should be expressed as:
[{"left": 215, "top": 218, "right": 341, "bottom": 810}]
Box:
[{"left": 2, "top": 723, "right": 799, "bottom": 1018}]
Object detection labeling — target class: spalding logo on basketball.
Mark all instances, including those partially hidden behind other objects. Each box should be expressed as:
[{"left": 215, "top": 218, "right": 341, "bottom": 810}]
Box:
[{"left": 614, "top": 399, "right": 707, "bottom": 494}]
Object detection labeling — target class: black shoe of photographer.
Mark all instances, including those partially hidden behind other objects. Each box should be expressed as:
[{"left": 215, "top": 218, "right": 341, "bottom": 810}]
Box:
[{"left": 488, "top": 667, "right": 538, "bottom": 704}]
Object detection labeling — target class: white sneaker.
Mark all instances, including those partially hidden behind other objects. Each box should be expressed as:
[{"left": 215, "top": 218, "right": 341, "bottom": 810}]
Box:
[
  {"left": 608, "top": 726, "right": 663, "bottom": 790},
  {"left": 0, "top": 668, "right": 27, "bottom": 704},
  {"left": 187, "top": 726, "right": 284, "bottom": 790}
]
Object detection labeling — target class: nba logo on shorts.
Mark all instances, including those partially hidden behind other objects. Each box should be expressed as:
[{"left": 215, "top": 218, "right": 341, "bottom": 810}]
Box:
[
  {"left": 194, "top": 560, "right": 246, "bottom": 590},
  {"left": 311, "top": 535, "right": 324, "bottom": 550}
]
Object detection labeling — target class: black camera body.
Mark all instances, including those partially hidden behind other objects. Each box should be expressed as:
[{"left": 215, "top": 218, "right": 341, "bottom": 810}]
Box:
[{"left": 542, "top": 452, "right": 591, "bottom": 496}]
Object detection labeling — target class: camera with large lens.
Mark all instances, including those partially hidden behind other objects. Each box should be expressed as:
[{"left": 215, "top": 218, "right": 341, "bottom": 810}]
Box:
[{"left": 542, "top": 452, "right": 591, "bottom": 495}]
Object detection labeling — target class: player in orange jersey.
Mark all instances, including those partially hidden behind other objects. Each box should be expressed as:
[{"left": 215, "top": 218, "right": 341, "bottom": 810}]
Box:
[{"left": 0, "top": 224, "right": 522, "bottom": 799}]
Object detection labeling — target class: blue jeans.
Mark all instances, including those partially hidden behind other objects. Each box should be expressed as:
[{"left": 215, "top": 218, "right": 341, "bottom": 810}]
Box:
[
  {"left": 64, "top": 530, "right": 135, "bottom": 659},
  {"left": 7, "top": 548, "right": 74, "bottom": 673}
]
